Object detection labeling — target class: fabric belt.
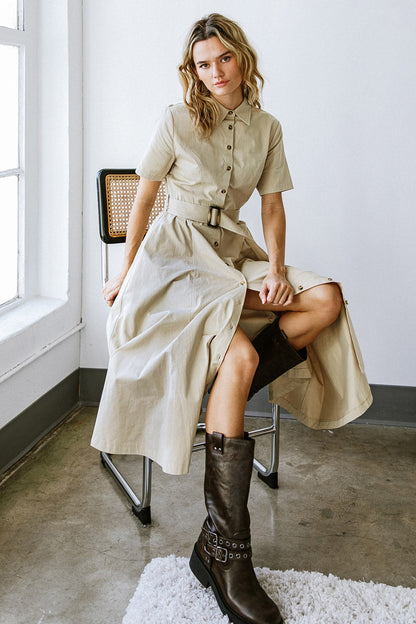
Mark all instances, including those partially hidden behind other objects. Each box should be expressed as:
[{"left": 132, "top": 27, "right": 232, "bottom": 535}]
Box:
[{"left": 166, "top": 198, "right": 246, "bottom": 237}]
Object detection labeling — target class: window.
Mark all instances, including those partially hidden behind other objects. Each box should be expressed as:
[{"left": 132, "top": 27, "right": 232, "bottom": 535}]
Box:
[
  {"left": 0, "top": 1, "right": 23, "bottom": 307},
  {"left": 0, "top": 0, "right": 84, "bottom": 399},
  {"left": 0, "top": 1, "right": 19, "bottom": 30}
]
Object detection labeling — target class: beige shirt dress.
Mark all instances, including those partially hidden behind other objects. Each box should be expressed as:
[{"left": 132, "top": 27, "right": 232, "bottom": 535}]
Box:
[{"left": 91, "top": 99, "right": 373, "bottom": 475}]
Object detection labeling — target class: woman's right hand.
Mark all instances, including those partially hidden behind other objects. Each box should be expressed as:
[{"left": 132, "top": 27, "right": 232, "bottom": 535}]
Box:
[{"left": 103, "top": 271, "right": 127, "bottom": 307}]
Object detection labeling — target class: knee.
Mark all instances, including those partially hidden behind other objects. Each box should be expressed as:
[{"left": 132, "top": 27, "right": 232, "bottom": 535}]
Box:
[
  {"left": 313, "top": 283, "right": 343, "bottom": 326},
  {"left": 225, "top": 340, "right": 259, "bottom": 379}
]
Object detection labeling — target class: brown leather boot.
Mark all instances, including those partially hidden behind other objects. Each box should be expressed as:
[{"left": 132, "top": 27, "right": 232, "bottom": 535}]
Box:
[
  {"left": 248, "top": 316, "right": 307, "bottom": 400},
  {"left": 189, "top": 432, "right": 283, "bottom": 624}
]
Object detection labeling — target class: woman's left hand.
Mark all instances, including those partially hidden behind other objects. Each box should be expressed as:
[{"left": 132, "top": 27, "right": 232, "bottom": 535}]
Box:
[{"left": 259, "top": 271, "right": 294, "bottom": 307}]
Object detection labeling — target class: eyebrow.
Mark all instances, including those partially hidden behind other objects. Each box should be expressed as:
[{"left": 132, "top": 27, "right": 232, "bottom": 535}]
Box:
[{"left": 195, "top": 51, "right": 232, "bottom": 66}]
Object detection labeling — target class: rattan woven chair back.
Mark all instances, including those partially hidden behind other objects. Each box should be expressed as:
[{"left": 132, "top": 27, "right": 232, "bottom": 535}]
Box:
[{"left": 97, "top": 169, "right": 167, "bottom": 244}]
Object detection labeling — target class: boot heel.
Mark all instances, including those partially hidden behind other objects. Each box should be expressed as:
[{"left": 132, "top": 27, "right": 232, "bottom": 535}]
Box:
[{"left": 189, "top": 545, "right": 211, "bottom": 588}]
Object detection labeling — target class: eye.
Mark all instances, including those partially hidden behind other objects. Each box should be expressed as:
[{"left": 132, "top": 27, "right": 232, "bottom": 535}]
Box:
[
  {"left": 198, "top": 63, "right": 209, "bottom": 69},
  {"left": 221, "top": 55, "right": 231, "bottom": 63}
]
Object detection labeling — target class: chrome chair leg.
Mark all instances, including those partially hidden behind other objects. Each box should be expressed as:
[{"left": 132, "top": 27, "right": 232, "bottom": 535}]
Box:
[
  {"left": 100, "top": 452, "right": 152, "bottom": 526},
  {"left": 252, "top": 404, "right": 280, "bottom": 489},
  {"left": 101, "top": 241, "right": 109, "bottom": 290}
]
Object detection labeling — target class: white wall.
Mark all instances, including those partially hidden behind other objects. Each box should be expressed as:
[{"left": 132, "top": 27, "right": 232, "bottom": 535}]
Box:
[{"left": 82, "top": 0, "right": 416, "bottom": 387}]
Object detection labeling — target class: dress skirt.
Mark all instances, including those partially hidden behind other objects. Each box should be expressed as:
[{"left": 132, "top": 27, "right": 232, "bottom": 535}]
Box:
[{"left": 91, "top": 209, "right": 373, "bottom": 475}]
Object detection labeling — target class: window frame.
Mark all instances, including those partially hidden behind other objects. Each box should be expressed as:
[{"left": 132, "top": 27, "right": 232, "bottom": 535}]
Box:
[{"left": 0, "top": 1, "right": 25, "bottom": 309}]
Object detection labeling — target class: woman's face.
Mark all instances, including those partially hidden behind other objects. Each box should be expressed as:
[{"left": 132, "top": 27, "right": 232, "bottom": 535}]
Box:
[{"left": 193, "top": 36, "right": 243, "bottom": 109}]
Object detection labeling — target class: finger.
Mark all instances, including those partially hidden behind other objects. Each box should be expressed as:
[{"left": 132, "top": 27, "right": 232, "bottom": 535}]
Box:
[
  {"left": 270, "top": 282, "right": 289, "bottom": 304},
  {"left": 269, "top": 284, "right": 285, "bottom": 305},
  {"left": 103, "top": 286, "right": 113, "bottom": 300},
  {"left": 104, "top": 285, "right": 119, "bottom": 304},
  {"left": 266, "top": 283, "right": 279, "bottom": 303},
  {"left": 281, "top": 287, "right": 294, "bottom": 306},
  {"left": 105, "top": 291, "right": 118, "bottom": 306},
  {"left": 259, "top": 282, "right": 268, "bottom": 305},
  {"left": 286, "top": 289, "right": 294, "bottom": 305}
]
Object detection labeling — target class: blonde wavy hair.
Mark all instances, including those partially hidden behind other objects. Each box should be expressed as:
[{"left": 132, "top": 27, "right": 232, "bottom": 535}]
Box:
[{"left": 178, "top": 13, "right": 264, "bottom": 139}]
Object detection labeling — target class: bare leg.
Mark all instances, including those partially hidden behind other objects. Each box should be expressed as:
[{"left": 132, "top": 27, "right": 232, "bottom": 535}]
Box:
[
  {"left": 244, "top": 283, "right": 343, "bottom": 351},
  {"left": 205, "top": 326, "right": 259, "bottom": 438},
  {"left": 192, "top": 327, "right": 283, "bottom": 623}
]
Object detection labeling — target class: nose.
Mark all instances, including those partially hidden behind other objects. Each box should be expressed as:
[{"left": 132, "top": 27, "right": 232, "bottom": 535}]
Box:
[{"left": 212, "top": 62, "right": 224, "bottom": 80}]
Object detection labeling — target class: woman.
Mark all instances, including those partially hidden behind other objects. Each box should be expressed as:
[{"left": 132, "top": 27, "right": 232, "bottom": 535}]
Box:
[{"left": 92, "top": 13, "right": 372, "bottom": 624}]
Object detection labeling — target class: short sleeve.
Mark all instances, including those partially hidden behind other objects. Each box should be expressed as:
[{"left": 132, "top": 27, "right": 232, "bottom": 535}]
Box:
[
  {"left": 136, "top": 107, "right": 175, "bottom": 181},
  {"left": 256, "top": 119, "right": 293, "bottom": 195}
]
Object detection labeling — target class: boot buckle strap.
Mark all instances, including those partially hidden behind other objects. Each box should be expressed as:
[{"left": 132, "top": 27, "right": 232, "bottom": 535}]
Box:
[
  {"left": 204, "top": 542, "right": 229, "bottom": 563},
  {"left": 211, "top": 432, "right": 224, "bottom": 454},
  {"left": 205, "top": 528, "right": 251, "bottom": 551},
  {"left": 204, "top": 542, "right": 252, "bottom": 563},
  {"left": 205, "top": 530, "right": 228, "bottom": 562},
  {"left": 215, "top": 545, "right": 228, "bottom": 563},
  {"left": 207, "top": 530, "right": 218, "bottom": 547},
  {"left": 203, "top": 528, "right": 251, "bottom": 563}
]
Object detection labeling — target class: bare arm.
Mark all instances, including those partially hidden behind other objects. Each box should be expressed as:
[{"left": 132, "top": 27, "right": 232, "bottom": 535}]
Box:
[
  {"left": 103, "top": 178, "right": 161, "bottom": 306},
  {"left": 259, "top": 192, "right": 294, "bottom": 306}
]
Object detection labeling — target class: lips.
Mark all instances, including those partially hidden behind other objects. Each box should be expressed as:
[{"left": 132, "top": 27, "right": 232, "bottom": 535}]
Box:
[{"left": 214, "top": 81, "right": 228, "bottom": 87}]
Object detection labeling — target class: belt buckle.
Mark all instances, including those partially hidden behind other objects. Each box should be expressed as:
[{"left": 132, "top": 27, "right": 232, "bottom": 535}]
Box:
[
  {"left": 214, "top": 546, "right": 228, "bottom": 563},
  {"left": 208, "top": 206, "right": 221, "bottom": 227},
  {"left": 207, "top": 530, "right": 218, "bottom": 546}
]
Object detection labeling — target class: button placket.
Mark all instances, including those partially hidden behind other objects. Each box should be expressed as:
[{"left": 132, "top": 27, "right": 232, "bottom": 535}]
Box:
[{"left": 221, "top": 114, "right": 234, "bottom": 199}]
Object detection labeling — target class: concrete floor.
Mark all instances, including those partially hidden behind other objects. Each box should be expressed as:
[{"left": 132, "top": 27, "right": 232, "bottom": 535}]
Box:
[{"left": 0, "top": 407, "right": 415, "bottom": 624}]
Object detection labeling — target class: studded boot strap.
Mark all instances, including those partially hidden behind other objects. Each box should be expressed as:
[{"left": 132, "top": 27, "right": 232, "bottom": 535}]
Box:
[{"left": 200, "top": 524, "right": 252, "bottom": 564}]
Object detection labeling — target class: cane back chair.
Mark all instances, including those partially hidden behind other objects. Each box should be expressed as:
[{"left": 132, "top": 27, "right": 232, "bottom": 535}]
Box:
[{"left": 97, "top": 168, "right": 281, "bottom": 526}]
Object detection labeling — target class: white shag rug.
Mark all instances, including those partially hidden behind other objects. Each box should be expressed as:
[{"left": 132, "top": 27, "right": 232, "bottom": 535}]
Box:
[{"left": 123, "top": 555, "right": 416, "bottom": 624}]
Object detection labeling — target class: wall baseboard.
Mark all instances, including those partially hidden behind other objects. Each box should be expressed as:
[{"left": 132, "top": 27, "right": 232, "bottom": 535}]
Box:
[
  {"left": 1, "top": 367, "right": 415, "bottom": 477},
  {"left": 0, "top": 370, "right": 80, "bottom": 477}
]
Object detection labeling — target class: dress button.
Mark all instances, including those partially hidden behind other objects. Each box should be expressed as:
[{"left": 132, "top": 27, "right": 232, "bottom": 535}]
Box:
[
  {"left": 221, "top": 189, "right": 226, "bottom": 194},
  {"left": 227, "top": 145, "right": 232, "bottom": 150},
  {"left": 228, "top": 124, "right": 233, "bottom": 130},
  {"left": 298, "top": 285, "right": 304, "bottom": 291},
  {"left": 214, "top": 241, "right": 219, "bottom": 247},
  {"left": 228, "top": 111, "right": 233, "bottom": 115},
  {"left": 226, "top": 166, "right": 231, "bottom": 171}
]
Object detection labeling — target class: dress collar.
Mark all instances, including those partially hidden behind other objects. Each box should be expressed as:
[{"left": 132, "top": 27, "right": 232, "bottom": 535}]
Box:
[{"left": 217, "top": 99, "right": 252, "bottom": 125}]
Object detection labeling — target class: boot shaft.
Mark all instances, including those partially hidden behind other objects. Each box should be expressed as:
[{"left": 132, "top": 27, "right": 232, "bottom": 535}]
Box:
[
  {"left": 191, "top": 431, "right": 284, "bottom": 622},
  {"left": 204, "top": 432, "right": 255, "bottom": 539}
]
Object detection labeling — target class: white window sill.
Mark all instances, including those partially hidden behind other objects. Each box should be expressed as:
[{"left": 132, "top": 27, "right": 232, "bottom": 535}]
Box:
[
  {"left": 0, "top": 296, "right": 84, "bottom": 382},
  {"left": 0, "top": 296, "right": 65, "bottom": 343}
]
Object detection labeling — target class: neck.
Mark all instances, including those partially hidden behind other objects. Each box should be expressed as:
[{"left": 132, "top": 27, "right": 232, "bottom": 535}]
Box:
[{"left": 212, "top": 90, "right": 244, "bottom": 111}]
